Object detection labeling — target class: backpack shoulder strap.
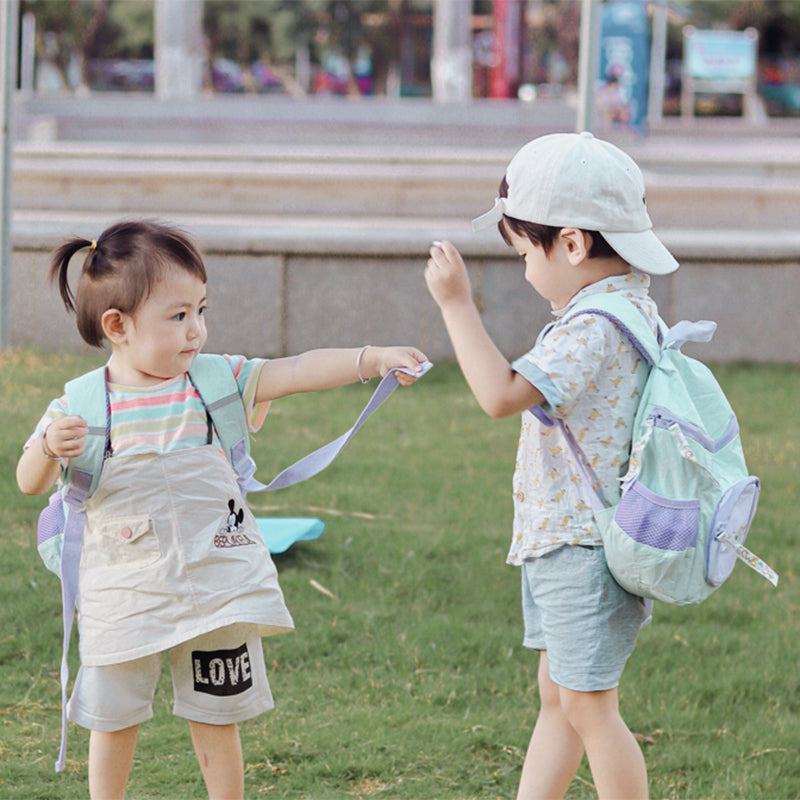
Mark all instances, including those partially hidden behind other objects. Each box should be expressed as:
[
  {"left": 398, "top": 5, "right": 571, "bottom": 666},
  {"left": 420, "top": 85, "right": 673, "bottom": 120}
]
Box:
[
  {"left": 63, "top": 365, "right": 109, "bottom": 501},
  {"left": 563, "top": 292, "right": 663, "bottom": 366},
  {"left": 188, "top": 353, "right": 248, "bottom": 461},
  {"left": 551, "top": 293, "right": 662, "bottom": 513},
  {"left": 53, "top": 364, "right": 108, "bottom": 774}
]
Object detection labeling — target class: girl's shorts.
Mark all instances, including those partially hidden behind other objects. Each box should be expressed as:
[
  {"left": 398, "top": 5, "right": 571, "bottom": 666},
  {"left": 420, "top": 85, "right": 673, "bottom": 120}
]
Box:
[
  {"left": 521, "top": 545, "right": 648, "bottom": 692},
  {"left": 67, "top": 624, "right": 273, "bottom": 732}
]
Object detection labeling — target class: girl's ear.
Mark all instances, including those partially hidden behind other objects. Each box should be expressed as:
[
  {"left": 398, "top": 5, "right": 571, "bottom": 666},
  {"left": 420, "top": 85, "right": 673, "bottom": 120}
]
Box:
[
  {"left": 101, "top": 309, "right": 128, "bottom": 344},
  {"left": 559, "top": 228, "right": 591, "bottom": 266}
]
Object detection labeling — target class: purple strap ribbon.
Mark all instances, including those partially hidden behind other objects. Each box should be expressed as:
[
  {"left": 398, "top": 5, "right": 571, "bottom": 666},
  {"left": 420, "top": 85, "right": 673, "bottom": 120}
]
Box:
[{"left": 234, "top": 362, "right": 433, "bottom": 496}]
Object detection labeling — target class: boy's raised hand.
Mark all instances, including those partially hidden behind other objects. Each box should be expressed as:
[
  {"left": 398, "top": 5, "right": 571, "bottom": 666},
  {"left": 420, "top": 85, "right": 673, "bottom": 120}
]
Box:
[{"left": 425, "top": 241, "right": 473, "bottom": 309}]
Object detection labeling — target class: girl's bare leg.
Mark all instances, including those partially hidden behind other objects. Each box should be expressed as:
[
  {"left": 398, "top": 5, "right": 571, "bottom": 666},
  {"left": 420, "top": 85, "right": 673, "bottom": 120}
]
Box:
[
  {"left": 517, "top": 653, "right": 585, "bottom": 800},
  {"left": 89, "top": 725, "right": 139, "bottom": 800},
  {"left": 188, "top": 720, "right": 244, "bottom": 800}
]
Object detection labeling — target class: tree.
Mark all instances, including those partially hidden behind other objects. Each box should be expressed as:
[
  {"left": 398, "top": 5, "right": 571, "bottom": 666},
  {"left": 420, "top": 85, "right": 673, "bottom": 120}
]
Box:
[
  {"left": 683, "top": 1, "right": 800, "bottom": 58},
  {"left": 21, "top": 0, "right": 154, "bottom": 90}
]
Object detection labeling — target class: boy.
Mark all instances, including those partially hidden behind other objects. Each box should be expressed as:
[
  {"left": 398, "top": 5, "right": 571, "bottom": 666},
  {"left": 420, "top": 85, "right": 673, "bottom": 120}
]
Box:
[{"left": 424, "top": 132, "right": 678, "bottom": 800}]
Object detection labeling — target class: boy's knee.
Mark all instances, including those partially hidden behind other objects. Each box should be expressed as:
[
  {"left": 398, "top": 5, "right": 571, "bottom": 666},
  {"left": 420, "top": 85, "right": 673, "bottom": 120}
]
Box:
[
  {"left": 558, "top": 687, "right": 618, "bottom": 734},
  {"left": 538, "top": 677, "right": 562, "bottom": 712},
  {"left": 536, "top": 653, "right": 562, "bottom": 710}
]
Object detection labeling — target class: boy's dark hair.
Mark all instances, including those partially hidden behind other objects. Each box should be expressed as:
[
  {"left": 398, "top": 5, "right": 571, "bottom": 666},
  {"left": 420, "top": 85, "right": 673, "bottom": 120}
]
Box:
[
  {"left": 50, "top": 219, "right": 208, "bottom": 348},
  {"left": 497, "top": 176, "right": 617, "bottom": 259}
]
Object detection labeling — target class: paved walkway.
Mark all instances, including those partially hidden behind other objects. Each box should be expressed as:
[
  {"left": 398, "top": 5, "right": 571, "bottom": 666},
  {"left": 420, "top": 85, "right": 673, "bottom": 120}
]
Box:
[{"left": 15, "top": 92, "right": 800, "bottom": 156}]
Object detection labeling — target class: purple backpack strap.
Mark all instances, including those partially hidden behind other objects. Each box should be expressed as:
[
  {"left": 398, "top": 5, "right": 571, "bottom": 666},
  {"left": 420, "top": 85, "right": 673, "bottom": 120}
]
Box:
[
  {"left": 246, "top": 361, "right": 433, "bottom": 493},
  {"left": 52, "top": 367, "right": 110, "bottom": 773},
  {"left": 55, "top": 471, "right": 93, "bottom": 772}
]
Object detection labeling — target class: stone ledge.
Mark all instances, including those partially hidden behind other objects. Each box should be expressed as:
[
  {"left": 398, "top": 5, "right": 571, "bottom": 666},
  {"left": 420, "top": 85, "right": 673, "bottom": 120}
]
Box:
[
  {"left": 12, "top": 213, "right": 800, "bottom": 262},
  {"left": 13, "top": 142, "right": 800, "bottom": 228},
  {"left": 10, "top": 215, "right": 800, "bottom": 364}
]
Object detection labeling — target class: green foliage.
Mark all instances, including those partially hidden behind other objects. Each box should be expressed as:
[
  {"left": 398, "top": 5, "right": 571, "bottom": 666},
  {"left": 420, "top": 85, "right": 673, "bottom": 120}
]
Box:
[
  {"left": 21, "top": 0, "right": 154, "bottom": 60},
  {"left": 202, "top": 0, "right": 432, "bottom": 67},
  {"left": 0, "top": 354, "right": 797, "bottom": 798},
  {"left": 688, "top": 0, "right": 800, "bottom": 32}
]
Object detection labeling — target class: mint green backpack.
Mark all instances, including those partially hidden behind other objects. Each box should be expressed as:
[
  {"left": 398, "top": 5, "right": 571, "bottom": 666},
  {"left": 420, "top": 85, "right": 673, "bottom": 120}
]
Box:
[{"left": 551, "top": 293, "right": 778, "bottom": 605}]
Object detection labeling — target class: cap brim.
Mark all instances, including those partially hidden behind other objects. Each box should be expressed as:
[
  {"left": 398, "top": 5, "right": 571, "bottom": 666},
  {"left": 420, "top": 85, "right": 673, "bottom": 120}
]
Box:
[
  {"left": 601, "top": 229, "right": 679, "bottom": 275},
  {"left": 471, "top": 197, "right": 505, "bottom": 232}
]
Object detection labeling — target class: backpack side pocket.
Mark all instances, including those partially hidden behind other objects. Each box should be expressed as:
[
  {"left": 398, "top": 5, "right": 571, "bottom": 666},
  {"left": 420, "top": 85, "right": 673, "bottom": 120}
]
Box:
[
  {"left": 706, "top": 476, "right": 760, "bottom": 586},
  {"left": 614, "top": 481, "right": 700, "bottom": 552},
  {"left": 37, "top": 493, "right": 65, "bottom": 576}
]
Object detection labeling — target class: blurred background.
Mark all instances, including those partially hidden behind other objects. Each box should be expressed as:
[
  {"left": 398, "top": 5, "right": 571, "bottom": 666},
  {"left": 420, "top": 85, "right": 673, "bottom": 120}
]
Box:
[
  {"left": 5, "top": 1, "right": 800, "bottom": 364},
  {"left": 14, "top": 0, "right": 800, "bottom": 120}
]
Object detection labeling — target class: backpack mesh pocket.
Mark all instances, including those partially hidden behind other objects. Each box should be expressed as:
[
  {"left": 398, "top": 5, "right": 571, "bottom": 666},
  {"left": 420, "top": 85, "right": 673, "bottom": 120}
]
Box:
[
  {"left": 37, "top": 493, "right": 66, "bottom": 575},
  {"left": 615, "top": 481, "right": 700, "bottom": 552}
]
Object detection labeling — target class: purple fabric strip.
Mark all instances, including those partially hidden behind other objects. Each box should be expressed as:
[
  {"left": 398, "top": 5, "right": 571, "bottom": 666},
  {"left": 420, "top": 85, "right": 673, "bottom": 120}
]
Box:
[
  {"left": 55, "top": 497, "right": 88, "bottom": 772},
  {"left": 243, "top": 361, "right": 433, "bottom": 494}
]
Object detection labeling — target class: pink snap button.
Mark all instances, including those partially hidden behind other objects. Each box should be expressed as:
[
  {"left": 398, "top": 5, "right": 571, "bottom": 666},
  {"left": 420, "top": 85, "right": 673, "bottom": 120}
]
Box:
[{"left": 121, "top": 526, "right": 133, "bottom": 540}]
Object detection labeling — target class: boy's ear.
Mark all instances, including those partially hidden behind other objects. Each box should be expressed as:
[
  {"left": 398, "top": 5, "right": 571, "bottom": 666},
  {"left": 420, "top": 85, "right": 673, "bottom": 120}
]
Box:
[
  {"left": 101, "top": 309, "right": 129, "bottom": 344},
  {"left": 559, "top": 228, "right": 591, "bottom": 265}
]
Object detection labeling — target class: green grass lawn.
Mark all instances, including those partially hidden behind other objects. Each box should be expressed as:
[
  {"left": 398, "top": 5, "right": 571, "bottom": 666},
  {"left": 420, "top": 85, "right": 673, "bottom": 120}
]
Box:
[{"left": 0, "top": 351, "right": 797, "bottom": 799}]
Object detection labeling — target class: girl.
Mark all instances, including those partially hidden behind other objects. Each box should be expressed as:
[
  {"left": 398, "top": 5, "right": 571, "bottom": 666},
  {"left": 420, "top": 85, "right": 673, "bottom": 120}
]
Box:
[{"left": 17, "top": 219, "right": 426, "bottom": 800}]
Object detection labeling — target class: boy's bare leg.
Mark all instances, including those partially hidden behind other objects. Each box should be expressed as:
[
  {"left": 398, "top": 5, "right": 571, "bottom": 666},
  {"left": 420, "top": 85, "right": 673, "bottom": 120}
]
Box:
[
  {"left": 517, "top": 653, "right": 585, "bottom": 800},
  {"left": 189, "top": 720, "right": 244, "bottom": 800},
  {"left": 560, "top": 685, "right": 649, "bottom": 800},
  {"left": 89, "top": 725, "right": 139, "bottom": 800}
]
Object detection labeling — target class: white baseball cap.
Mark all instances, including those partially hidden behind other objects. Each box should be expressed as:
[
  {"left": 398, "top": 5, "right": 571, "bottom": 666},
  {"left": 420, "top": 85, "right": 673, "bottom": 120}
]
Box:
[{"left": 472, "top": 131, "right": 678, "bottom": 275}]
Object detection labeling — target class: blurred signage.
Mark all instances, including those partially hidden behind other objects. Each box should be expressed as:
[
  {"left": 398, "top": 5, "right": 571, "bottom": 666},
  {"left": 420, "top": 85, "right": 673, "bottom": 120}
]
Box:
[
  {"left": 600, "top": 1, "right": 651, "bottom": 130},
  {"left": 489, "top": 0, "right": 523, "bottom": 98},
  {"left": 685, "top": 28, "right": 758, "bottom": 81}
]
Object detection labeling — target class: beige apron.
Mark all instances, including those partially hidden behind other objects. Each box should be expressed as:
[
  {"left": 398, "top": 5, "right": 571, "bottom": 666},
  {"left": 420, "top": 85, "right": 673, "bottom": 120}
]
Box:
[{"left": 77, "top": 445, "right": 294, "bottom": 667}]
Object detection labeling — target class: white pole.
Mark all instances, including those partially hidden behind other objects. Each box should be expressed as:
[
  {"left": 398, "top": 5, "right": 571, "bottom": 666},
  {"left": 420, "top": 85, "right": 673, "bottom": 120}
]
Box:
[
  {"left": 20, "top": 11, "right": 34, "bottom": 95},
  {"left": 431, "top": 0, "right": 472, "bottom": 104},
  {"left": 576, "top": 0, "right": 601, "bottom": 132},
  {"left": 648, "top": 3, "right": 668, "bottom": 125},
  {"left": 155, "top": 0, "right": 203, "bottom": 100},
  {"left": 0, "top": 0, "right": 17, "bottom": 350}
]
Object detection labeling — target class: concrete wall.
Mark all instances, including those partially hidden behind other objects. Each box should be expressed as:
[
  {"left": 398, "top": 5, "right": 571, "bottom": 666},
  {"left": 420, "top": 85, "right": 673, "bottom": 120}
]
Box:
[
  {"left": 9, "top": 112, "right": 800, "bottom": 365},
  {"left": 12, "top": 223, "right": 800, "bottom": 364}
]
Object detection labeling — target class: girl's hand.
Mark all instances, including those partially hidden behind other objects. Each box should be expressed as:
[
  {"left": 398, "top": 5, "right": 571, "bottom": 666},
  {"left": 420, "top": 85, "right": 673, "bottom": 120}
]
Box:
[
  {"left": 365, "top": 346, "right": 428, "bottom": 386},
  {"left": 43, "top": 415, "right": 89, "bottom": 460},
  {"left": 425, "top": 240, "right": 473, "bottom": 309}
]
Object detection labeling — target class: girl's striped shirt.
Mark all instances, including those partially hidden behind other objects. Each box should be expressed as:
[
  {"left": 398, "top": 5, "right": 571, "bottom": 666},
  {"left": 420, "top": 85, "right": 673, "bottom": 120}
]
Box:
[{"left": 26, "top": 354, "right": 268, "bottom": 459}]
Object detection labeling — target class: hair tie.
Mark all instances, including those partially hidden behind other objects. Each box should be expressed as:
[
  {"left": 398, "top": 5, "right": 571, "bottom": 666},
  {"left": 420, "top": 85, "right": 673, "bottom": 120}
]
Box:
[{"left": 89, "top": 240, "right": 97, "bottom": 252}]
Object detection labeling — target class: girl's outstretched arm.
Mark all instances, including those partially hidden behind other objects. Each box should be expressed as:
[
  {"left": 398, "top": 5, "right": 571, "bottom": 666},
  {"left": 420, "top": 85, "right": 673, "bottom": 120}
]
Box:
[
  {"left": 254, "top": 345, "right": 427, "bottom": 403},
  {"left": 16, "top": 415, "right": 88, "bottom": 495},
  {"left": 425, "top": 240, "right": 543, "bottom": 418}
]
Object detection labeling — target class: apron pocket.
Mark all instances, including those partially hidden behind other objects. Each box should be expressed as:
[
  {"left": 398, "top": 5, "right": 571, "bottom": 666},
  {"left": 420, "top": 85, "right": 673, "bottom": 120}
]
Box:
[{"left": 84, "top": 515, "right": 161, "bottom": 569}]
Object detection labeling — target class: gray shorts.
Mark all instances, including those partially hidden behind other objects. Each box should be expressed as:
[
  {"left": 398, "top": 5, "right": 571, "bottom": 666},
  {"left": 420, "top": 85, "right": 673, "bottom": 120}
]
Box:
[
  {"left": 521, "top": 545, "right": 648, "bottom": 692},
  {"left": 67, "top": 624, "right": 273, "bottom": 732}
]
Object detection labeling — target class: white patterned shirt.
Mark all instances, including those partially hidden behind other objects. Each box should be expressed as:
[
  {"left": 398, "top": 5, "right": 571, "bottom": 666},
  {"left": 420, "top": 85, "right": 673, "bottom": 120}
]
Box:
[{"left": 507, "top": 272, "right": 659, "bottom": 565}]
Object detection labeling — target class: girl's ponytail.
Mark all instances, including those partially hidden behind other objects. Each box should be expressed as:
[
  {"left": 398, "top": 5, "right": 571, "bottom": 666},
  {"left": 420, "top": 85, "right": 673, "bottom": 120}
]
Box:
[{"left": 48, "top": 237, "right": 95, "bottom": 314}]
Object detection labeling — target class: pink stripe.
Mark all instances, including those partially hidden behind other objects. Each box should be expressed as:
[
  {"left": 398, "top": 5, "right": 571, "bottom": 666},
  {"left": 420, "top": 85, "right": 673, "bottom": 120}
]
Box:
[
  {"left": 250, "top": 401, "right": 269, "bottom": 431},
  {"left": 111, "top": 388, "right": 199, "bottom": 411},
  {"left": 229, "top": 355, "right": 245, "bottom": 379}
]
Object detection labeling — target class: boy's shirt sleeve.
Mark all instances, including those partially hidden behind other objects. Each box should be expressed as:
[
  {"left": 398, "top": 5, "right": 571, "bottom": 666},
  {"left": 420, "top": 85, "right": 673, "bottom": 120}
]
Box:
[
  {"left": 512, "top": 314, "right": 612, "bottom": 419},
  {"left": 223, "top": 355, "right": 270, "bottom": 433},
  {"left": 24, "top": 396, "right": 69, "bottom": 451}
]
